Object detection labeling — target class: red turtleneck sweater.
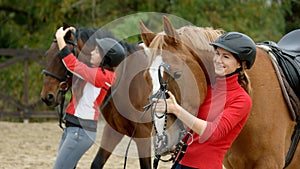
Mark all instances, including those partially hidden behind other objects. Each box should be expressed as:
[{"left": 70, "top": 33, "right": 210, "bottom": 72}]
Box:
[{"left": 180, "top": 74, "right": 252, "bottom": 169}]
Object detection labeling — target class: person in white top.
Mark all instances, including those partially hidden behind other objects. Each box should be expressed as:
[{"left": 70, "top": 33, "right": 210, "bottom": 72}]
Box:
[{"left": 53, "top": 26, "right": 125, "bottom": 169}]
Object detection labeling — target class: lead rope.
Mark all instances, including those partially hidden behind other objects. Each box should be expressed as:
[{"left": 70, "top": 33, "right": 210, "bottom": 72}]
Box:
[
  {"left": 123, "top": 62, "right": 171, "bottom": 169},
  {"left": 171, "top": 130, "right": 193, "bottom": 167},
  {"left": 58, "top": 89, "right": 66, "bottom": 130},
  {"left": 123, "top": 101, "right": 153, "bottom": 169},
  {"left": 153, "top": 62, "right": 171, "bottom": 169},
  {"left": 152, "top": 90, "right": 168, "bottom": 169}
]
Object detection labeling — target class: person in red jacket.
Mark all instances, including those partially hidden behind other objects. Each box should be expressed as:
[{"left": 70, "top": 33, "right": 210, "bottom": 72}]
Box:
[
  {"left": 53, "top": 27, "right": 125, "bottom": 169},
  {"left": 154, "top": 32, "right": 257, "bottom": 169}
]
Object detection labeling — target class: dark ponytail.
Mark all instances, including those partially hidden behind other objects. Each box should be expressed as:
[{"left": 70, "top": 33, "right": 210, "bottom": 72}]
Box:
[{"left": 238, "top": 61, "right": 252, "bottom": 96}]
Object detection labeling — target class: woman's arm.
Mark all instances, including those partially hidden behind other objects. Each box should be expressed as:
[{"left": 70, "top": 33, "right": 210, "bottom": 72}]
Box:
[
  {"left": 155, "top": 91, "right": 251, "bottom": 142},
  {"left": 55, "top": 26, "right": 114, "bottom": 88}
]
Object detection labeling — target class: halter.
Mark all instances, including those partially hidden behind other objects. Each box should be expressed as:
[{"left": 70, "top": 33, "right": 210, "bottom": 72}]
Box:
[
  {"left": 42, "top": 29, "right": 77, "bottom": 81},
  {"left": 151, "top": 62, "right": 172, "bottom": 162},
  {"left": 146, "top": 62, "right": 187, "bottom": 169},
  {"left": 42, "top": 29, "right": 77, "bottom": 129}
]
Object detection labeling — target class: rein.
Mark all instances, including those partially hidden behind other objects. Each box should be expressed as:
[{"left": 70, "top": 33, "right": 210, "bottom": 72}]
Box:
[
  {"left": 122, "top": 62, "right": 189, "bottom": 169},
  {"left": 122, "top": 62, "right": 172, "bottom": 169},
  {"left": 148, "top": 62, "right": 191, "bottom": 169},
  {"left": 150, "top": 62, "right": 173, "bottom": 169}
]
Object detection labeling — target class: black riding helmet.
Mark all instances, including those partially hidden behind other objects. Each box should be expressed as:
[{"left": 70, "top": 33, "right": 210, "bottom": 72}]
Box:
[
  {"left": 96, "top": 38, "right": 126, "bottom": 68},
  {"left": 211, "top": 32, "right": 256, "bottom": 69}
]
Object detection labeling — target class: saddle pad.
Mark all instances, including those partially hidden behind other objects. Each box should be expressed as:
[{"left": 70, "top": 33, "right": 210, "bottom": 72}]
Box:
[
  {"left": 258, "top": 41, "right": 300, "bottom": 99},
  {"left": 257, "top": 44, "right": 300, "bottom": 121}
]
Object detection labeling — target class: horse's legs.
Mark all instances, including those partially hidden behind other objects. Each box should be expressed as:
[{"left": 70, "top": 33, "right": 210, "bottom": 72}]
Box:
[
  {"left": 133, "top": 123, "right": 153, "bottom": 169},
  {"left": 91, "top": 124, "right": 124, "bottom": 169},
  {"left": 138, "top": 157, "right": 152, "bottom": 169},
  {"left": 91, "top": 147, "right": 113, "bottom": 169},
  {"left": 134, "top": 137, "right": 152, "bottom": 169}
]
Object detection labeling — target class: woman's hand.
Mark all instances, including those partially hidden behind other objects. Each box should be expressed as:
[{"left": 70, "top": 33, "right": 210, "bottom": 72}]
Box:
[
  {"left": 154, "top": 91, "right": 207, "bottom": 136},
  {"left": 153, "top": 91, "right": 182, "bottom": 116},
  {"left": 55, "top": 27, "right": 75, "bottom": 50},
  {"left": 55, "top": 27, "right": 75, "bottom": 39}
]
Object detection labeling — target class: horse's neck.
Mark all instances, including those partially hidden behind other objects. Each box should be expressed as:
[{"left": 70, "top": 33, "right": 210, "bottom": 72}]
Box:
[{"left": 195, "top": 50, "right": 216, "bottom": 85}]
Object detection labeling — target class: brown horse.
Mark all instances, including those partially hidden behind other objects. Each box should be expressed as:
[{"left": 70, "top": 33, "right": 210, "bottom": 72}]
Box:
[
  {"left": 40, "top": 24, "right": 153, "bottom": 169},
  {"left": 140, "top": 16, "right": 300, "bottom": 169}
]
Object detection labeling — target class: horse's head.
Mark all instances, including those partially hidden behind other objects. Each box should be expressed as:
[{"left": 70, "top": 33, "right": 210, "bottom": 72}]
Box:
[
  {"left": 41, "top": 23, "right": 138, "bottom": 107},
  {"left": 40, "top": 23, "right": 94, "bottom": 106},
  {"left": 140, "top": 16, "right": 222, "bottom": 156},
  {"left": 40, "top": 23, "right": 76, "bottom": 106}
]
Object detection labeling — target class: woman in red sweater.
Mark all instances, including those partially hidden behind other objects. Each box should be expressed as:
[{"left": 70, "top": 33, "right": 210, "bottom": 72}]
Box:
[
  {"left": 155, "top": 32, "right": 256, "bottom": 169},
  {"left": 53, "top": 27, "right": 125, "bottom": 169}
]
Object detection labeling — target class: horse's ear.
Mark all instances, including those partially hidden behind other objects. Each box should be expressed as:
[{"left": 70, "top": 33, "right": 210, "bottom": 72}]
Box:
[
  {"left": 63, "top": 23, "right": 70, "bottom": 30},
  {"left": 139, "top": 20, "right": 156, "bottom": 47},
  {"left": 163, "top": 16, "right": 180, "bottom": 45},
  {"left": 62, "top": 22, "right": 72, "bottom": 39}
]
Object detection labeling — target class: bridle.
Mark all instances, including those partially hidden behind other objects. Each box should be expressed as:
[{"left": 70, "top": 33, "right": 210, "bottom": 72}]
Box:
[
  {"left": 147, "top": 62, "right": 187, "bottom": 169},
  {"left": 42, "top": 29, "right": 77, "bottom": 129},
  {"left": 122, "top": 62, "right": 184, "bottom": 169}
]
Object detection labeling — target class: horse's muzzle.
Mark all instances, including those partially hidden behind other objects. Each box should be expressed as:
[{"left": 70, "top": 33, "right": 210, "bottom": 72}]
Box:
[{"left": 41, "top": 93, "right": 56, "bottom": 106}]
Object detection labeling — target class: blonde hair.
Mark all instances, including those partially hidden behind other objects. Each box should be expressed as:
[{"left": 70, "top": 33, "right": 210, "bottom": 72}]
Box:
[{"left": 238, "top": 61, "right": 252, "bottom": 96}]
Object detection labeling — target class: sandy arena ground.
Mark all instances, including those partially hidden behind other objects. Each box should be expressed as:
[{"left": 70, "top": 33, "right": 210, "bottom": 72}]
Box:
[{"left": 0, "top": 117, "right": 172, "bottom": 169}]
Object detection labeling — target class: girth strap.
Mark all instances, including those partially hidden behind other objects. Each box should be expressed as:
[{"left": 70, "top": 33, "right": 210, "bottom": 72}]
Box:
[{"left": 284, "top": 122, "right": 300, "bottom": 168}]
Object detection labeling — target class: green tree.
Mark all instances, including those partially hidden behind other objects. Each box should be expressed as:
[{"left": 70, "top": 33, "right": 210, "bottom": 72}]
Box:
[{"left": 0, "top": 0, "right": 298, "bottom": 117}]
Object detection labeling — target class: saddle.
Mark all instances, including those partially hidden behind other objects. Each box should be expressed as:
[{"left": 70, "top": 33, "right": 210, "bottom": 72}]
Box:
[
  {"left": 258, "top": 30, "right": 300, "bottom": 168},
  {"left": 258, "top": 29, "right": 300, "bottom": 102}
]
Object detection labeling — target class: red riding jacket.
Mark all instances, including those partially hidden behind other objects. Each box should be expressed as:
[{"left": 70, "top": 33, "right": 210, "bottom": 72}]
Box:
[
  {"left": 180, "top": 74, "right": 252, "bottom": 169},
  {"left": 60, "top": 46, "right": 115, "bottom": 131}
]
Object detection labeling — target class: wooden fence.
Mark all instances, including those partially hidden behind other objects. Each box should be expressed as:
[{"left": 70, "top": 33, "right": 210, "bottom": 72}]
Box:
[{"left": 0, "top": 48, "right": 58, "bottom": 120}]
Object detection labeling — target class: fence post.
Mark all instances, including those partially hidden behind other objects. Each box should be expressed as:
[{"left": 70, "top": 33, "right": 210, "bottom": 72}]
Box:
[{"left": 23, "top": 57, "right": 30, "bottom": 123}]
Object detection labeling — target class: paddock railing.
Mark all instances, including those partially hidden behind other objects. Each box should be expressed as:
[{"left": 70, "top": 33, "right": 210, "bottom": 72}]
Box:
[{"left": 0, "top": 48, "right": 58, "bottom": 120}]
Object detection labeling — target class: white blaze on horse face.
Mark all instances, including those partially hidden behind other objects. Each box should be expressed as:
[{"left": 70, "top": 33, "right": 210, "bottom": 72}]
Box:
[
  {"left": 149, "top": 55, "right": 164, "bottom": 93},
  {"left": 149, "top": 55, "right": 166, "bottom": 136}
]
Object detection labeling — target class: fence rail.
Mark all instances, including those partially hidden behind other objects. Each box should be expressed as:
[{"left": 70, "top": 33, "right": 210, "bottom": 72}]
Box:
[
  {"left": 0, "top": 48, "right": 57, "bottom": 120},
  {"left": 0, "top": 111, "right": 58, "bottom": 119}
]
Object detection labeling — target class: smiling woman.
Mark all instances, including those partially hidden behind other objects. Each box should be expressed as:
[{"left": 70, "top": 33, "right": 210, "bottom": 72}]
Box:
[
  {"left": 154, "top": 31, "right": 256, "bottom": 169},
  {"left": 213, "top": 48, "right": 241, "bottom": 76},
  {"left": 140, "top": 16, "right": 259, "bottom": 169},
  {"left": 211, "top": 32, "right": 257, "bottom": 95},
  {"left": 140, "top": 16, "right": 300, "bottom": 169}
]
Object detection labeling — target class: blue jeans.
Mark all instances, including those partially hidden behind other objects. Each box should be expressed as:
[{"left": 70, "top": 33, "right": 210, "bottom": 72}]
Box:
[
  {"left": 53, "top": 127, "right": 96, "bottom": 169},
  {"left": 172, "top": 163, "right": 197, "bottom": 169}
]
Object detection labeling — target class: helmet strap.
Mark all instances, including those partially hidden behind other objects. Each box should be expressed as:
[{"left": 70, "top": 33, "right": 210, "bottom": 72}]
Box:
[
  {"left": 100, "top": 59, "right": 115, "bottom": 73},
  {"left": 100, "top": 59, "right": 106, "bottom": 74},
  {"left": 225, "top": 68, "right": 242, "bottom": 78}
]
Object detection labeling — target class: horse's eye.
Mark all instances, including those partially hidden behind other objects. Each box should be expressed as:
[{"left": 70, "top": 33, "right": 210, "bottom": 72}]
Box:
[{"left": 173, "top": 71, "right": 182, "bottom": 79}]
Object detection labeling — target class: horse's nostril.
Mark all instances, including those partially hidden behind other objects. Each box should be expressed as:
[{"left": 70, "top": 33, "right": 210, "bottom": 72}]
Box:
[
  {"left": 46, "top": 94, "right": 54, "bottom": 103},
  {"left": 41, "top": 93, "right": 56, "bottom": 106}
]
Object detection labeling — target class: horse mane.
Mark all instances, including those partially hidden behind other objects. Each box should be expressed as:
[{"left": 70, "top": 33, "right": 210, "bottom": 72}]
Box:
[
  {"left": 148, "top": 25, "right": 223, "bottom": 60},
  {"left": 176, "top": 26, "right": 224, "bottom": 52},
  {"left": 148, "top": 25, "right": 224, "bottom": 84},
  {"left": 178, "top": 26, "right": 224, "bottom": 84}
]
